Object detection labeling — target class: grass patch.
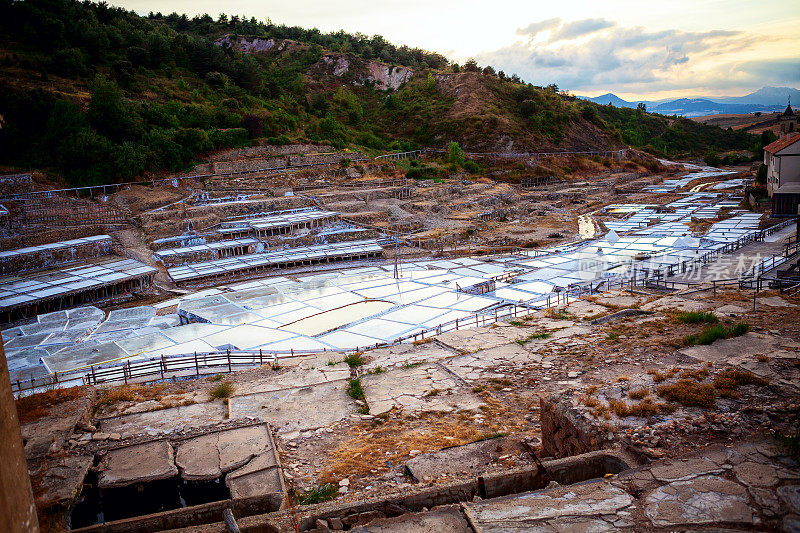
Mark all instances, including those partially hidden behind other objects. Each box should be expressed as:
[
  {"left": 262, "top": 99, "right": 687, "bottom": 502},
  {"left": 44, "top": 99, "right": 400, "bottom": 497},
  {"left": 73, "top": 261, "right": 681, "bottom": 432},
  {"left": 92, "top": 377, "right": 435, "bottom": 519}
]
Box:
[
  {"left": 682, "top": 322, "right": 750, "bottom": 346},
  {"left": 206, "top": 374, "right": 224, "bottom": 382},
  {"left": 403, "top": 360, "right": 425, "bottom": 369},
  {"left": 657, "top": 379, "right": 715, "bottom": 408},
  {"left": 515, "top": 332, "right": 551, "bottom": 345},
  {"left": 16, "top": 386, "right": 85, "bottom": 424},
  {"left": 368, "top": 366, "right": 385, "bottom": 374},
  {"left": 326, "top": 359, "right": 339, "bottom": 366},
  {"left": 424, "top": 388, "right": 442, "bottom": 397},
  {"left": 208, "top": 381, "right": 234, "bottom": 400},
  {"left": 344, "top": 352, "right": 365, "bottom": 368},
  {"left": 606, "top": 332, "right": 620, "bottom": 340},
  {"left": 298, "top": 483, "right": 338, "bottom": 505},
  {"left": 675, "top": 310, "right": 718, "bottom": 324},
  {"left": 713, "top": 368, "right": 768, "bottom": 398},
  {"left": 346, "top": 378, "right": 365, "bottom": 400},
  {"left": 479, "top": 431, "right": 507, "bottom": 440},
  {"left": 508, "top": 319, "right": 525, "bottom": 326},
  {"left": 357, "top": 404, "right": 370, "bottom": 415}
]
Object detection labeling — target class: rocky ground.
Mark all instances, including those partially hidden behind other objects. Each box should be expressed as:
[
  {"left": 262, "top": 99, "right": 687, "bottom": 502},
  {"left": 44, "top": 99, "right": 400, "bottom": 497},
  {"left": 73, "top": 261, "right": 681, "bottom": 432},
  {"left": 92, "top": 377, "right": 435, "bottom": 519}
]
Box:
[{"left": 16, "top": 285, "right": 800, "bottom": 531}]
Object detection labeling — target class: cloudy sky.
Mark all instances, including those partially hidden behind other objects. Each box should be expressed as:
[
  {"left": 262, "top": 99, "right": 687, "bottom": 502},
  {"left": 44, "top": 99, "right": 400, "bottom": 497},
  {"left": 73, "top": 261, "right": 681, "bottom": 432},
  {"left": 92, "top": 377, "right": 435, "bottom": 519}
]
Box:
[{"left": 111, "top": 0, "right": 799, "bottom": 100}]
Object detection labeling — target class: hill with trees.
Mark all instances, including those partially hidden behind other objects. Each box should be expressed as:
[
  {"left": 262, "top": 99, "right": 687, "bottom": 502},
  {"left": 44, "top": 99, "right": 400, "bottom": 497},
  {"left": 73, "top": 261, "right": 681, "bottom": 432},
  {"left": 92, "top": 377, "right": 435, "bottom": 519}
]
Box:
[{"left": 0, "top": 0, "right": 762, "bottom": 186}]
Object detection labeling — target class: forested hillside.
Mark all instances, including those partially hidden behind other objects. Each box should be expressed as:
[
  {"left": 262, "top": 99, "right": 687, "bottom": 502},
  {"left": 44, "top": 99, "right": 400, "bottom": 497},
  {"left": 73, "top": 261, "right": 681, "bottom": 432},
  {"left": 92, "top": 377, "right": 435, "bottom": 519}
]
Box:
[{"left": 0, "top": 0, "right": 760, "bottom": 186}]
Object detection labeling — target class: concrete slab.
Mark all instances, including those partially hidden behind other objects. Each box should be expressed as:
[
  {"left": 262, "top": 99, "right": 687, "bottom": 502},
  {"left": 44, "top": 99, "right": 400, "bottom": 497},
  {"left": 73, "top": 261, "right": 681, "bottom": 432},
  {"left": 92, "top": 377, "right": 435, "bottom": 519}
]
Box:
[
  {"left": 98, "top": 440, "right": 178, "bottom": 489},
  {"left": 35, "top": 455, "right": 93, "bottom": 507},
  {"left": 174, "top": 433, "right": 220, "bottom": 481},
  {"left": 641, "top": 295, "right": 709, "bottom": 313},
  {"left": 680, "top": 332, "right": 800, "bottom": 363},
  {"left": 226, "top": 453, "right": 282, "bottom": 499},
  {"left": 361, "top": 363, "right": 484, "bottom": 416},
  {"left": 99, "top": 402, "right": 227, "bottom": 439},
  {"left": 466, "top": 479, "right": 634, "bottom": 530},
  {"left": 757, "top": 296, "right": 798, "bottom": 308},
  {"left": 405, "top": 437, "right": 510, "bottom": 481},
  {"left": 228, "top": 380, "right": 356, "bottom": 433},
  {"left": 349, "top": 505, "right": 471, "bottom": 532}
]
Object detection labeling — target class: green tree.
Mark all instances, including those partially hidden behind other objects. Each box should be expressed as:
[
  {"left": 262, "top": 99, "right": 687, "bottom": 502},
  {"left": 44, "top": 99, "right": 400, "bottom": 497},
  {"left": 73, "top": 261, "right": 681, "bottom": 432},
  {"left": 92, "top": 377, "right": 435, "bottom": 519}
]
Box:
[{"left": 446, "top": 141, "right": 465, "bottom": 166}]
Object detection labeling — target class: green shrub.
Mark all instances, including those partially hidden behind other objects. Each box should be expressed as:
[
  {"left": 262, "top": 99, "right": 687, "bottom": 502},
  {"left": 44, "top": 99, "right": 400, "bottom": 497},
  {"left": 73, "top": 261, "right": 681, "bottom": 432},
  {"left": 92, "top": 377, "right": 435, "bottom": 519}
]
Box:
[
  {"left": 346, "top": 378, "right": 365, "bottom": 400},
  {"left": 298, "top": 483, "right": 338, "bottom": 505},
  {"left": 683, "top": 322, "right": 749, "bottom": 346},
  {"left": 343, "top": 353, "right": 365, "bottom": 368}
]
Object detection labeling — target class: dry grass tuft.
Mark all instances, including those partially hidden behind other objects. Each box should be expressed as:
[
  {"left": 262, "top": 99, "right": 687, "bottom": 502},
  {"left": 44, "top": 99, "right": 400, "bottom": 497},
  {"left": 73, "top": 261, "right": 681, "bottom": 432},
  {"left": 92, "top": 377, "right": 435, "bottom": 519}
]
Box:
[
  {"left": 648, "top": 367, "right": 679, "bottom": 383},
  {"left": 16, "top": 386, "right": 85, "bottom": 424},
  {"left": 609, "top": 397, "right": 674, "bottom": 418},
  {"left": 713, "top": 368, "right": 768, "bottom": 398},
  {"left": 96, "top": 383, "right": 167, "bottom": 409},
  {"left": 680, "top": 367, "right": 710, "bottom": 381},
  {"left": 628, "top": 388, "right": 650, "bottom": 400},
  {"left": 657, "top": 379, "right": 715, "bottom": 408},
  {"left": 208, "top": 381, "right": 235, "bottom": 400}
]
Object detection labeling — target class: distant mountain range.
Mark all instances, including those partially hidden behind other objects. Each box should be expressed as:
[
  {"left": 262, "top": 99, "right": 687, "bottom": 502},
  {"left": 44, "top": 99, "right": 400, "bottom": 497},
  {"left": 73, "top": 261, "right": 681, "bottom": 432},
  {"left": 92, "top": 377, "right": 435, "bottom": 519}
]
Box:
[{"left": 579, "top": 86, "right": 800, "bottom": 117}]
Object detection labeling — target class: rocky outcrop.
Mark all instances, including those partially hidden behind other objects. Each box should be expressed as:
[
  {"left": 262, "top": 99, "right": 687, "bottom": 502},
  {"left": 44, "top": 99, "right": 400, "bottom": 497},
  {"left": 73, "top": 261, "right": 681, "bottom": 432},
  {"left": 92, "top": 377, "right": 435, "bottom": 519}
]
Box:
[
  {"left": 214, "top": 35, "right": 306, "bottom": 55},
  {"left": 313, "top": 54, "right": 414, "bottom": 91}
]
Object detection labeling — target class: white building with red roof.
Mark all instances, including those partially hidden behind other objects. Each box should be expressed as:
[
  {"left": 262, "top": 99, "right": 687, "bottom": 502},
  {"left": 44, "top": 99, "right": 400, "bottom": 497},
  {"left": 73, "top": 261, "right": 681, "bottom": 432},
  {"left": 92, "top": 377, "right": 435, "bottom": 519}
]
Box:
[{"left": 764, "top": 103, "right": 800, "bottom": 215}]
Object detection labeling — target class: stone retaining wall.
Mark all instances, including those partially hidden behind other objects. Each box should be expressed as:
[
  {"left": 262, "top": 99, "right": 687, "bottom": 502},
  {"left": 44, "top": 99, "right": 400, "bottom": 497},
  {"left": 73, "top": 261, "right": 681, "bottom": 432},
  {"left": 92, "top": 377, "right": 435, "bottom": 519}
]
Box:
[{"left": 540, "top": 393, "right": 608, "bottom": 458}]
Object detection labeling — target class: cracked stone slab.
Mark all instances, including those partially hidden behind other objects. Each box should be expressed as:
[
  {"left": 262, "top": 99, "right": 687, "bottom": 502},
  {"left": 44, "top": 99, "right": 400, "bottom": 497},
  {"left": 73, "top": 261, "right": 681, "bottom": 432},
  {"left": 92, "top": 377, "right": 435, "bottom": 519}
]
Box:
[
  {"left": 641, "top": 295, "right": 710, "bottom": 313},
  {"left": 644, "top": 475, "right": 754, "bottom": 527},
  {"left": 35, "top": 455, "right": 93, "bottom": 507},
  {"left": 361, "top": 363, "right": 484, "bottom": 416},
  {"left": 435, "top": 324, "right": 530, "bottom": 353},
  {"left": 175, "top": 432, "right": 220, "bottom": 480},
  {"left": 98, "top": 402, "right": 227, "bottom": 439},
  {"left": 466, "top": 480, "right": 634, "bottom": 529},
  {"left": 234, "top": 353, "right": 351, "bottom": 396},
  {"left": 733, "top": 461, "right": 778, "bottom": 488},
  {"left": 228, "top": 380, "right": 356, "bottom": 433},
  {"left": 444, "top": 344, "right": 541, "bottom": 381},
  {"left": 778, "top": 485, "right": 800, "bottom": 514},
  {"left": 363, "top": 342, "right": 453, "bottom": 371},
  {"left": 226, "top": 452, "right": 282, "bottom": 499},
  {"left": 650, "top": 457, "right": 725, "bottom": 483},
  {"left": 405, "top": 437, "right": 509, "bottom": 481},
  {"left": 98, "top": 440, "right": 178, "bottom": 489},
  {"left": 680, "top": 332, "right": 800, "bottom": 363}
]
